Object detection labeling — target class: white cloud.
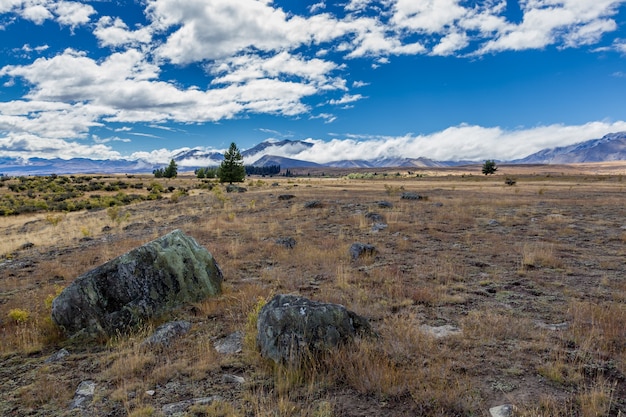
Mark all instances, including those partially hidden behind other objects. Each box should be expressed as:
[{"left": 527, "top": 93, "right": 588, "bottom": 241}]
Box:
[
  {"left": 255, "top": 121, "right": 626, "bottom": 163},
  {"left": 1, "top": 1, "right": 95, "bottom": 27},
  {"left": 0, "top": 132, "right": 121, "bottom": 160},
  {"left": 328, "top": 94, "right": 364, "bottom": 105},
  {"left": 94, "top": 16, "right": 153, "bottom": 47}
]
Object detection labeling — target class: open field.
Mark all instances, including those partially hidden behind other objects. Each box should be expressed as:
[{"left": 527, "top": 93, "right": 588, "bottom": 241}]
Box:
[{"left": 1, "top": 164, "right": 625, "bottom": 416}]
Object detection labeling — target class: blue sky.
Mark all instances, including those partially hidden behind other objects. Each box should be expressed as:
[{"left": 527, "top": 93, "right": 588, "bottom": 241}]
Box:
[{"left": 1, "top": 0, "right": 626, "bottom": 165}]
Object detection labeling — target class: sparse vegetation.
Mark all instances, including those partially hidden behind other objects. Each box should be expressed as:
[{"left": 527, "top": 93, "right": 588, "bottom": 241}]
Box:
[{"left": 1, "top": 165, "right": 625, "bottom": 416}]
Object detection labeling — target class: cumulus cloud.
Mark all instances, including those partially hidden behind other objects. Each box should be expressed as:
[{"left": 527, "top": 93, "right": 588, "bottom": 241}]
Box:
[
  {"left": 1, "top": 0, "right": 625, "bottom": 163},
  {"left": 1, "top": 1, "right": 95, "bottom": 27},
  {"left": 252, "top": 122, "right": 626, "bottom": 163}
]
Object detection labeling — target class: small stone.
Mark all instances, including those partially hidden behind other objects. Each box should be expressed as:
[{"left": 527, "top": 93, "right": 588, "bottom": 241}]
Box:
[
  {"left": 304, "top": 200, "right": 323, "bottom": 208},
  {"left": 45, "top": 348, "right": 70, "bottom": 363},
  {"left": 69, "top": 380, "right": 95, "bottom": 410},
  {"left": 371, "top": 223, "right": 388, "bottom": 232},
  {"left": 401, "top": 192, "right": 422, "bottom": 200},
  {"left": 278, "top": 194, "right": 296, "bottom": 200},
  {"left": 214, "top": 331, "right": 243, "bottom": 354},
  {"left": 489, "top": 404, "right": 515, "bottom": 417},
  {"left": 145, "top": 390, "right": 156, "bottom": 396},
  {"left": 376, "top": 201, "right": 393, "bottom": 208},
  {"left": 419, "top": 324, "right": 462, "bottom": 338},
  {"left": 275, "top": 237, "right": 296, "bottom": 249},
  {"left": 488, "top": 219, "right": 500, "bottom": 226},
  {"left": 349, "top": 242, "right": 376, "bottom": 260},
  {"left": 222, "top": 374, "right": 245, "bottom": 384},
  {"left": 141, "top": 320, "right": 192, "bottom": 349}
]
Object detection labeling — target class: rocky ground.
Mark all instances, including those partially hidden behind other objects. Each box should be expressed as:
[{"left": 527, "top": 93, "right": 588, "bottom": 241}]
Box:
[{"left": 0, "top": 165, "right": 625, "bottom": 416}]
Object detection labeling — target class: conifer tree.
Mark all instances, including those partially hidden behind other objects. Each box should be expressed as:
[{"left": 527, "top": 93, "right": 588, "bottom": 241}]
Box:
[{"left": 218, "top": 142, "right": 246, "bottom": 183}]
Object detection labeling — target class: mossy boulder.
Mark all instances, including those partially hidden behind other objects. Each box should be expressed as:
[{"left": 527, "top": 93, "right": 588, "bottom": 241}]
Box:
[
  {"left": 52, "top": 230, "right": 222, "bottom": 338},
  {"left": 256, "top": 294, "right": 372, "bottom": 364}
]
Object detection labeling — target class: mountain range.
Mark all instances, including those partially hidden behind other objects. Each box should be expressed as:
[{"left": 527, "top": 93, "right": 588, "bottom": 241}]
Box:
[{"left": 1, "top": 133, "right": 626, "bottom": 176}]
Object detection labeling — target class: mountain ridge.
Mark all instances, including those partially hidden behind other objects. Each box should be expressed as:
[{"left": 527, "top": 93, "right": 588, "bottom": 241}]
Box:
[{"left": 1, "top": 132, "right": 625, "bottom": 175}]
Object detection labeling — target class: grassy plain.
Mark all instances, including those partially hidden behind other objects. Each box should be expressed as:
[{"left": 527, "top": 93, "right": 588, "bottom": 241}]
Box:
[{"left": 0, "top": 163, "right": 625, "bottom": 416}]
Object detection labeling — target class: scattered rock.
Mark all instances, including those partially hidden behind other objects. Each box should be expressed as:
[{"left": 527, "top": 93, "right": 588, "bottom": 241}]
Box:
[
  {"left": 45, "top": 348, "right": 70, "bottom": 363},
  {"left": 18, "top": 242, "right": 34, "bottom": 251},
  {"left": 401, "top": 192, "right": 423, "bottom": 200},
  {"left": 101, "top": 225, "right": 112, "bottom": 233},
  {"left": 304, "top": 200, "right": 323, "bottom": 208},
  {"left": 162, "top": 396, "right": 222, "bottom": 415},
  {"left": 69, "top": 380, "right": 95, "bottom": 410},
  {"left": 256, "top": 294, "right": 372, "bottom": 364},
  {"left": 226, "top": 185, "right": 247, "bottom": 193},
  {"left": 432, "top": 202, "right": 444, "bottom": 207},
  {"left": 419, "top": 324, "right": 462, "bottom": 338},
  {"left": 275, "top": 237, "right": 296, "bottom": 249},
  {"left": 141, "top": 320, "right": 192, "bottom": 349},
  {"left": 278, "top": 194, "right": 296, "bottom": 200},
  {"left": 349, "top": 242, "right": 376, "bottom": 260},
  {"left": 214, "top": 331, "right": 243, "bottom": 354},
  {"left": 145, "top": 390, "right": 155, "bottom": 396},
  {"left": 487, "top": 219, "right": 500, "bottom": 226},
  {"left": 51, "top": 230, "right": 223, "bottom": 338},
  {"left": 489, "top": 404, "right": 515, "bottom": 417},
  {"left": 376, "top": 201, "right": 393, "bottom": 208}
]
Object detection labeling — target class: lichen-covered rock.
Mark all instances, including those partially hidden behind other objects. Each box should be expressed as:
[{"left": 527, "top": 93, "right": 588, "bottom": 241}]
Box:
[
  {"left": 256, "top": 294, "right": 372, "bottom": 364},
  {"left": 51, "top": 230, "right": 222, "bottom": 338}
]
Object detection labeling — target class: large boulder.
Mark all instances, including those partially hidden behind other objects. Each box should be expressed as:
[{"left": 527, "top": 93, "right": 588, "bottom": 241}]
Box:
[
  {"left": 52, "top": 230, "right": 222, "bottom": 337},
  {"left": 256, "top": 294, "right": 372, "bottom": 364}
]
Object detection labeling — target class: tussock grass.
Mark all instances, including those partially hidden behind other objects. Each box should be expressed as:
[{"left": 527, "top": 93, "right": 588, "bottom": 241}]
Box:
[{"left": 1, "top": 169, "right": 626, "bottom": 416}]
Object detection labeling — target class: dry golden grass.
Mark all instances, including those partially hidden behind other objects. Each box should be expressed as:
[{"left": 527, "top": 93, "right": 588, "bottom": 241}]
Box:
[{"left": 1, "top": 166, "right": 626, "bottom": 416}]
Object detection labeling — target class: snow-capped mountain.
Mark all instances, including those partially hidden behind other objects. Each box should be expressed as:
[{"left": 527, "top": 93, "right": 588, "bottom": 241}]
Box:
[
  {"left": 512, "top": 132, "right": 626, "bottom": 164},
  {"left": 2, "top": 133, "right": 626, "bottom": 176}
]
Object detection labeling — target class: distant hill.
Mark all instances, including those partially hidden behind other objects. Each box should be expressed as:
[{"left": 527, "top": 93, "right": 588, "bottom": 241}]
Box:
[
  {"left": 250, "top": 154, "right": 322, "bottom": 168},
  {"left": 512, "top": 132, "right": 626, "bottom": 164},
  {"left": 2, "top": 133, "right": 626, "bottom": 176}
]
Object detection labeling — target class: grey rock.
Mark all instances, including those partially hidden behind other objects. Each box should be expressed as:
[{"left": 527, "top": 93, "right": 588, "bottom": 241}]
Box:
[
  {"left": 52, "top": 230, "right": 222, "bottom": 338},
  {"left": 226, "top": 185, "right": 247, "bottom": 193},
  {"left": 141, "top": 320, "right": 192, "bottom": 349},
  {"left": 401, "top": 192, "right": 423, "bottom": 200},
  {"left": 278, "top": 194, "right": 296, "bottom": 200},
  {"left": 45, "top": 348, "right": 70, "bottom": 363},
  {"left": 275, "top": 237, "right": 296, "bottom": 249},
  {"left": 256, "top": 294, "right": 372, "bottom": 364},
  {"left": 489, "top": 404, "right": 515, "bottom": 417},
  {"left": 349, "top": 242, "right": 376, "bottom": 260},
  {"left": 371, "top": 223, "right": 388, "bottom": 232},
  {"left": 536, "top": 321, "right": 569, "bottom": 331},
  {"left": 222, "top": 374, "right": 245, "bottom": 384},
  {"left": 365, "top": 212, "right": 383, "bottom": 223},
  {"left": 420, "top": 324, "right": 462, "bottom": 338},
  {"left": 304, "top": 200, "right": 323, "bottom": 208},
  {"left": 488, "top": 219, "right": 500, "bottom": 226},
  {"left": 162, "top": 396, "right": 222, "bottom": 415},
  {"left": 376, "top": 201, "right": 393, "bottom": 208},
  {"left": 214, "top": 331, "right": 243, "bottom": 354},
  {"left": 69, "top": 380, "right": 95, "bottom": 410}
]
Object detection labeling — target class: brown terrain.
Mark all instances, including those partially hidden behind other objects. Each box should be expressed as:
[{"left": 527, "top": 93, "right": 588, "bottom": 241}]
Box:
[{"left": 0, "top": 163, "right": 625, "bottom": 416}]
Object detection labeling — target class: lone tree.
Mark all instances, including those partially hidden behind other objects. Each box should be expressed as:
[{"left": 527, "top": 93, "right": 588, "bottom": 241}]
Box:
[
  {"left": 219, "top": 142, "right": 246, "bottom": 183},
  {"left": 482, "top": 159, "right": 497, "bottom": 175}
]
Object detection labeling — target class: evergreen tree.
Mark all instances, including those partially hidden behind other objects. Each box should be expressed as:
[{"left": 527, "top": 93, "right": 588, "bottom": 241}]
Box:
[
  {"left": 482, "top": 160, "right": 497, "bottom": 175},
  {"left": 163, "top": 159, "right": 178, "bottom": 178},
  {"left": 218, "top": 142, "right": 246, "bottom": 183}
]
